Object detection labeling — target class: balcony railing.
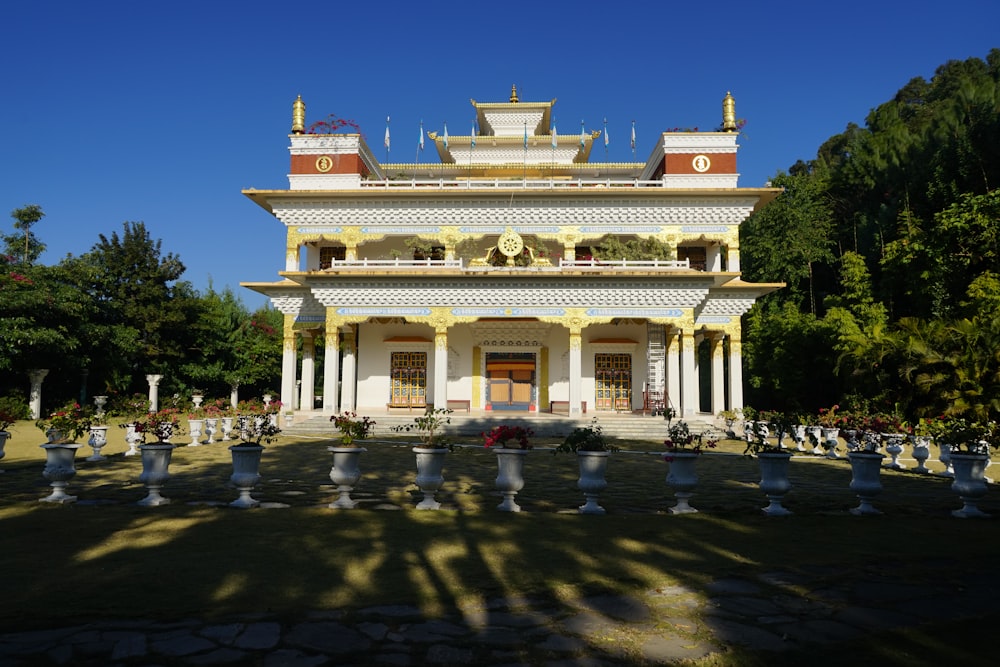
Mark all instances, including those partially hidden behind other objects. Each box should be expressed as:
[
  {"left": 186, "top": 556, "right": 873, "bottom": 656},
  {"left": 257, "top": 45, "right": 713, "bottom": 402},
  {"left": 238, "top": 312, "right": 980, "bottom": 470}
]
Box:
[
  {"left": 360, "top": 178, "right": 664, "bottom": 189},
  {"left": 316, "top": 257, "right": 694, "bottom": 272}
]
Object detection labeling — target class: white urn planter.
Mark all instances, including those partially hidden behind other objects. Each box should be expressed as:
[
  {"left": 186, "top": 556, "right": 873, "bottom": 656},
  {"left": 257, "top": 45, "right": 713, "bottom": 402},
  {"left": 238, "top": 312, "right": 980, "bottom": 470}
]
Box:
[
  {"left": 203, "top": 418, "right": 218, "bottom": 444},
  {"left": 883, "top": 434, "right": 906, "bottom": 470},
  {"left": 328, "top": 446, "right": 365, "bottom": 509},
  {"left": 40, "top": 443, "right": 82, "bottom": 503},
  {"left": 229, "top": 444, "right": 264, "bottom": 508},
  {"left": 576, "top": 451, "right": 610, "bottom": 515},
  {"left": 494, "top": 448, "right": 528, "bottom": 512},
  {"left": 821, "top": 427, "right": 840, "bottom": 459},
  {"left": 847, "top": 451, "right": 885, "bottom": 515},
  {"left": 138, "top": 443, "right": 175, "bottom": 506},
  {"left": 86, "top": 425, "right": 109, "bottom": 462},
  {"left": 123, "top": 423, "right": 142, "bottom": 456},
  {"left": 412, "top": 447, "right": 448, "bottom": 510},
  {"left": 792, "top": 425, "right": 807, "bottom": 452},
  {"left": 937, "top": 443, "right": 955, "bottom": 477},
  {"left": 187, "top": 419, "right": 204, "bottom": 447},
  {"left": 220, "top": 416, "right": 234, "bottom": 441},
  {"left": 664, "top": 452, "right": 699, "bottom": 514},
  {"left": 757, "top": 451, "right": 793, "bottom": 516},
  {"left": 911, "top": 436, "right": 931, "bottom": 473},
  {"left": 949, "top": 453, "right": 991, "bottom": 518},
  {"left": 0, "top": 430, "right": 9, "bottom": 472},
  {"left": 806, "top": 425, "right": 824, "bottom": 455}
]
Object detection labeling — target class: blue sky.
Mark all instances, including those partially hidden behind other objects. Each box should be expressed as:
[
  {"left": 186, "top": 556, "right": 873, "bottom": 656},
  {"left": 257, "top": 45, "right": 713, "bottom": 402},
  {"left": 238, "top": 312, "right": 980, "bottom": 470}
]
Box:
[{"left": 3, "top": 0, "right": 998, "bottom": 310}]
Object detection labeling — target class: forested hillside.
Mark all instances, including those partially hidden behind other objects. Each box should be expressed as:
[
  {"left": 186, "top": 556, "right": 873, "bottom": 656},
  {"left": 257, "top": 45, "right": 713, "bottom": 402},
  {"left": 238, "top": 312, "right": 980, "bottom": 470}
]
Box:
[{"left": 741, "top": 49, "right": 1000, "bottom": 422}]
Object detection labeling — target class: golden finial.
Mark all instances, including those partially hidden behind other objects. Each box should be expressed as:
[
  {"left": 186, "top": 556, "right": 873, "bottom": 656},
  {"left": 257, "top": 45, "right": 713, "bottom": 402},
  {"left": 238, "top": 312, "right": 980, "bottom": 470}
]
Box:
[
  {"left": 292, "top": 95, "right": 306, "bottom": 134},
  {"left": 722, "top": 91, "right": 736, "bottom": 132},
  {"left": 509, "top": 84, "right": 519, "bottom": 103}
]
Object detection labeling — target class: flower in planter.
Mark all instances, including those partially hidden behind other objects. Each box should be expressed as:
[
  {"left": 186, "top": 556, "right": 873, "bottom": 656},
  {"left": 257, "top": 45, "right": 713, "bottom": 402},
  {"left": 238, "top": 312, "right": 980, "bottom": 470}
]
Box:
[
  {"left": 924, "top": 417, "right": 996, "bottom": 455},
  {"left": 36, "top": 401, "right": 93, "bottom": 443},
  {"left": 330, "top": 411, "right": 377, "bottom": 447},
  {"left": 557, "top": 418, "right": 619, "bottom": 453},
  {"left": 390, "top": 408, "right": 452, "bottom": 449},
  {"left": 482, "top": 424, "right": 534, "bottom": 450},
  {"left": 234, "top": 414, "right": 282, "bottom": 446},
  {"left": 742, "top": 411, "right": 787, "bottom": 456},
  {"left": 663, "top": 420, "right": 717, "bottom": 460},
  {"left": 817, "top": 404, "right": 848, "bottom": 429},
  {"left": 133, "top": 408, "right": 185, "bottom": 443}
]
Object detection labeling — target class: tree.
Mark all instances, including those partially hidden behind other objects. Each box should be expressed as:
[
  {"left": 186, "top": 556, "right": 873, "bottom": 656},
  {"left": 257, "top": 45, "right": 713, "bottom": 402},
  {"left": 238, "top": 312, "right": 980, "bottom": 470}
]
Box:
[
  {"left": 69, "top": 222, "right": 199, "bottom": 395},
  {"left": 2, "top": 204, "right": 46, "bottom": 265}
]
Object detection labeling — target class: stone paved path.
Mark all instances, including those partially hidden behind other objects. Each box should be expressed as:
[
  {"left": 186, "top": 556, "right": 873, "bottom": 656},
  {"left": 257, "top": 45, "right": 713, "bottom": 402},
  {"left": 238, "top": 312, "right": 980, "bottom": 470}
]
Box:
[{"left": 1, "top": 564, "right": 995, "bottom": 666}]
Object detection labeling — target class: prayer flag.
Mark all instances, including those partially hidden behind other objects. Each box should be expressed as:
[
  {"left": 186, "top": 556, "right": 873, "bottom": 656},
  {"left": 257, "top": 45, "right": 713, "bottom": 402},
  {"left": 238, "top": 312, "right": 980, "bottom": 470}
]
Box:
[
  {"left": 384, "top": 117, "right": 390, "bottom": 151},
  {"left": 471, "top": 121, "right": 476, "bottom": 148},
  {"left": 551, "top": 123, "right": 557, "bottom": 149},
  {"left": 419, "top": 121, "right": 424, "bottom": 151},
  {"left": 631, "top": 121, "right": 636, "bottom": 150},
  {"left": 443, "top": 122, "right": 449, "bottom": 149}
]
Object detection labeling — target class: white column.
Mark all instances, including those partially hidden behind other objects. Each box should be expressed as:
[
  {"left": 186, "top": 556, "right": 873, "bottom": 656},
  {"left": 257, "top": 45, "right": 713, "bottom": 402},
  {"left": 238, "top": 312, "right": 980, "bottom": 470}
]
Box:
[
  {"left": 145, "top": 374, "right": 163, "bottom": 412},
  {"left": 28, "top": 369, "right": 49, "bottom": 419},
  {"left": 728, "top": 331, "right": 745, "bottom": 411},
  {"left": 666, "top": 330, "right": 680, "bottom": 416},
  {"left": 229, "top": 382, "right": 239, "bottom": 409},
  {"left": 680, "top": 330, "right": 697, "bottom": 417},
  {"left": 434, "top": 327, "right": 448, "bottom": 409},
  {"left": 341, "top": 327, "right": 357, "bottom": 412},
  {"left": 280, "top": 316, "right": 298, "bottom": 412},
  {"left": 324, "top": 312, "right": 340, "bottom": 414},
  {"left": 285, "top": 243, "right": 300, "bottom": 271},
  {"left": 568, "top": 327, "right": 583, "bottom": 414},
  {"left": 710, "top": 333, "right": 726, "bottom": 414},
  {"left": 707, "top": 245, "right": 722, "bottom": 272},
  {"left": 300, "top": 333, "right": 316, "bottom": 411},
  {"left": 728, "top": 246, "right": 741, "bottom": 272}
]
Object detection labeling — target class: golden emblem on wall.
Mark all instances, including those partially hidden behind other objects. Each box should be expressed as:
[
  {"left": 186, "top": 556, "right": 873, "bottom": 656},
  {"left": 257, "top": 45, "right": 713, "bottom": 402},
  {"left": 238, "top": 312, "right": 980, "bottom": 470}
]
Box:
[
  {"left": 497, "top": 228, "right": 524, "bottom": 260},
  {"left": 315, "top": 155, "right": 333, "bottom": 173},
  {"left": 692, "top": 155, "right": 711, "bottom": 173}
]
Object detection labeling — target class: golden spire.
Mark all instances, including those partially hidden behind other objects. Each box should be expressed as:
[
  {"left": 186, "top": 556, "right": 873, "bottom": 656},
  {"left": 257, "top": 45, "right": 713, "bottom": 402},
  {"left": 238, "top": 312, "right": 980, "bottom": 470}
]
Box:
[
  {"left": 722, "top": 91, "right": 736, "bottom": 132},
  {"left": 291, "top": 95, "right": 306, "bottom": 134},
  {"left": 509, "top": 84, "right": 519, "bottom": 103}
]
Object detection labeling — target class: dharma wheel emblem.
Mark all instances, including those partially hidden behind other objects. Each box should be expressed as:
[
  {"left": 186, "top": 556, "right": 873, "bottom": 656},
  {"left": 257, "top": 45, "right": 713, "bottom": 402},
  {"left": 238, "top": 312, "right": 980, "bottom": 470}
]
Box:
[{"left": 497, "top": 228, "right": 524, "bottom": 259}]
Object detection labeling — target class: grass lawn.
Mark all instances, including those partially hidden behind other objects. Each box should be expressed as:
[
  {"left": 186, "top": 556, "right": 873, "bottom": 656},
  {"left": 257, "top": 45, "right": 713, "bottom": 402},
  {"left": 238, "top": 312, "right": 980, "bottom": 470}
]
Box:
[{"left": 2, "top": 419, "right": 998, "bottom": 665}]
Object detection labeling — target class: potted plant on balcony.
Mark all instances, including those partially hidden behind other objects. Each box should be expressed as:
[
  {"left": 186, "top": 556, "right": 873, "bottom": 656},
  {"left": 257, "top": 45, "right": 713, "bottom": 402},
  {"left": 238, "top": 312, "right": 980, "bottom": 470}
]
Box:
[
  {"left": 662, "top": 419, "right": 717, "bottom": 514},
  {"left": 557, "top": 418, "right": 620, "bottom": 514},
  {"left": 328, "top": 411, "right": 377, "bottom": 509},
  {"left": 228, "top": 412, "right": 281, "bottom": 509},
  {"left": 483, "top": 424, "right": 534, "bottom": 512},
  {"left": 391, "top": 408, "right": 452, "bottom": 510}
]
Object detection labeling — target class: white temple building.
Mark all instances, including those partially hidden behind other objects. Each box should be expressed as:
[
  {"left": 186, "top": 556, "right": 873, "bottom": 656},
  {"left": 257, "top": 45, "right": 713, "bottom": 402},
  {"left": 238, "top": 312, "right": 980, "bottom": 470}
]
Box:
[{"left": 242, "top": 87, "right": 781, "bottom": 418}]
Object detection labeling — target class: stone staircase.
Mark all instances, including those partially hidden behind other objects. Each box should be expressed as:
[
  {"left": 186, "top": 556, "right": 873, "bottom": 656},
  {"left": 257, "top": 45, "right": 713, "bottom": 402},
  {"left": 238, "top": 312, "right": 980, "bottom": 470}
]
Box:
[{"left": 282, "top": 411, "right": 719, "bottom": 443}]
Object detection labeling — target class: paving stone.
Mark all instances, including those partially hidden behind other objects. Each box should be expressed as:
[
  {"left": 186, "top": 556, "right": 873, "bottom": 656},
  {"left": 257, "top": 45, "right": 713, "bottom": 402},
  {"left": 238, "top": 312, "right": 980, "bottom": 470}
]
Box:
[
  {"left": 834, "top": 606, "right": 919, "bottom": 631},
  {"left": 704, "top": 578, "right": 763, "bottom": 595},
  {"left": 708, "top": 595, "right": 785, "bottom": 618},
  {"left": 187, "top": 647, "right": 249, "bottom": 664},
  {"left": 535, "top": 634, "right": 588, "bottom": 652},
  {"left": 150, "top": 632, "right": 217, "bottom": 656},
  {"left": 638, "top": 634, "right": 715, "bottom": 663},
  {"left": 374, "top": 652, "right": 413, "bottom": 666},
  {"left": 263, "top": 648, "right": 330, "bottom": 667},
  {"left": 473, "top": 626, "right": 526, "bottom": 646},
  {"left": 773, "top": 618, "right": 865, "bottom": 643},
  {"left": 356, "top": 621, "right": 389, "bottom": 641},
  {"left": 107, "top": 631, "right": 148, "bottom": 660},
  {"left": 235, "top": 622, "right": 281, "bottom": 650},
  {"left": 284, "top": 621, "right": 371, "bottom": 654},
  {"left": 425, "top": 643, "right": 476, "bottom": 664},
  {"left": 361, "top": 604, "right": 424, "bottom": 618},
  {"left": 200, "top": 623, "right": 244, "bottom": 645},
  {"left": 851, "top": 580, "right": 927, "bottom": 603},
  {"left": 576, "top": 594, "right": 650, "bottom": 622},
  {"left": 560, "top": 611, "right": 609, "bottom": 636},
  {"left": 484, "top": 610, "right": 552, "bottom": 628},
  {"left": 702, "top": 617, "right": 790, "bottom": 652}
]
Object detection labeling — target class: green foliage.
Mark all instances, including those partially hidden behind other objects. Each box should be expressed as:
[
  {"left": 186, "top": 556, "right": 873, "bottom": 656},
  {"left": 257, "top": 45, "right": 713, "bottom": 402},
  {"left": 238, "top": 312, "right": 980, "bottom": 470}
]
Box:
[
  {"left": 2, "top": 204, "right": 46, "bottom": 265},
  {"left": 391, "top": 408, "right": 452, "bottom": 448},
  {"left": 594, "top": 235, "right": 674, "bottom": 261},
  {"left": 556, "top": 418, "right": 618, "bottom": 452}
]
